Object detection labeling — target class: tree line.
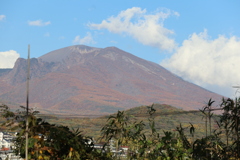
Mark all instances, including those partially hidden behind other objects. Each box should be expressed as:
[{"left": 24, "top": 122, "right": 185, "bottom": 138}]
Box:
[{"left": 1, "top": 97, "right": 240, "bottom": 159}]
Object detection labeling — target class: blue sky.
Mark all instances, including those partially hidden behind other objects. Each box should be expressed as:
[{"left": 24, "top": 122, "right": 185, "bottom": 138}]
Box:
[{"left": 1, "top": 0, "right": 240, "bottom": 97}]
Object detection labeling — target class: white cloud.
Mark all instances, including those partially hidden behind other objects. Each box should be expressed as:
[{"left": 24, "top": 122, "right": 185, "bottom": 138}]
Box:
[
  {"left": 88, "top": 7, "right": 178, "bottom": 52},
  {"left": 0, "top": 15, "right": 6, "bottom": 21},
  {"left": 28, "top": 20, "right": 51, "bottom": 26},
  {"left": 110, "top": 40, "right": 117, "bottom": 44},
  {"left": 161, "top": 30, "right": 240, "bottom": 97},
  {"left": 44, "top": 32, "right": 50, "bottom": 37},
  {"left": 59, "top": 36, "right": 65, "bottom": 40},
  {"left": 0, "top": 50, "right": 20, "bottom": 68},
  {"left": 73, "top": 32, "right": 95, "bottom": 44}
]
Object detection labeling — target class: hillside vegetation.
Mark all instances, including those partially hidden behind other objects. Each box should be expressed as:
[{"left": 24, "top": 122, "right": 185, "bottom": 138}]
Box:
[
  {"left": 41, "top": 103, "right": 215, "bottom": 140},
  {"left": 5, "top": 97, "right": 240, "bottom": 159}
]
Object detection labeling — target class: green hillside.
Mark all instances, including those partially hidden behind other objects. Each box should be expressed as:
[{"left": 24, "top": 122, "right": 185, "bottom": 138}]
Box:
[{"left": 42, "top": 103, "right": 216, "bottom": 140}]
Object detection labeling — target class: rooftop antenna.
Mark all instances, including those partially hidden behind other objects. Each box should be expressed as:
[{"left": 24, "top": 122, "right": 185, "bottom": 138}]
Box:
[{"left": 25, "top": 44, "right": 30, "bottom": 160}]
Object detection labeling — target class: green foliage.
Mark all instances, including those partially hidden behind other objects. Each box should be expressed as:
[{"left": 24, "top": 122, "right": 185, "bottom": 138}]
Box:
[
  {"left": 99, "top": 97, "right": 240, "bottom": 159},
  {"left": 0, "top": 104, "right": 111, "bottom": 160},
  {"left": 3, "top": 97, "right": 240, "bottom": 159},
  {"left": 41, "top": 104, "right": 207, "bottom": 139},
  {"left": 100, "top": 104, "right": 192, "bottom": 159}
]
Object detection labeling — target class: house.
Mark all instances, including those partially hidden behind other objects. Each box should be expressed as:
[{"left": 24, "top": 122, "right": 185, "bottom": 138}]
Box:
[
  {"left": 0, "top": 132, "right": 11, "bottom": 150},
  {"left": 0, "top": 132, "right": 23, "bottom": 160}
]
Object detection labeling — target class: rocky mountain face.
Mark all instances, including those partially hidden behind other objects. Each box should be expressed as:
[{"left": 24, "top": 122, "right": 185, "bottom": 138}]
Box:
[{"left": 0, "top": 45, "right": 223, "bottom": 115}]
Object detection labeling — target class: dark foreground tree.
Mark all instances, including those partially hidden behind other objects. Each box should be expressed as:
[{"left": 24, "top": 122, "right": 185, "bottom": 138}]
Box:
[
  {"left": 0, "top": 105, "right": 111, "bottom": 160},
  {"left": 2, "top": 97, "right": 240, "bottom": 159}
]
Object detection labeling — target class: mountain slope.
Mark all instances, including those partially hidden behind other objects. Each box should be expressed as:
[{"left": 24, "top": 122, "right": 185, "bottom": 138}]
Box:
[{"left": 0, "top": 45, "right": 223, "bottom": 115}]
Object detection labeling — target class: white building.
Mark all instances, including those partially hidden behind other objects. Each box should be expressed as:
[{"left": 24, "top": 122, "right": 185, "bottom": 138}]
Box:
[{"left": 0, "top": 132, "right": 11, "bottom": 149}]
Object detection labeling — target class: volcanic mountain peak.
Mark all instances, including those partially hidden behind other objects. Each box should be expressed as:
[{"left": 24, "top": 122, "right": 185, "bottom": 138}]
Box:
[
  {"left": 39, "top": 45, "right": 101, "bottom": 63},
  {"left": 0, "top": 45, "right": 223, "bottom": 115},
  {"left": 68, "top": 45, "right": 100, "bottom": 54}
]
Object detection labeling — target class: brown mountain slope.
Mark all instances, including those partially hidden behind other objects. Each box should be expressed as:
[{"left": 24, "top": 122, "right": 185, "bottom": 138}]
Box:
[{"left": 0, "top": 45, "right": 223, "bottom": 115}]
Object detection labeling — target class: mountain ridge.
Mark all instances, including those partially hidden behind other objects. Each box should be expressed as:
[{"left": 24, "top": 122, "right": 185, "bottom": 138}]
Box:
[{"left": 0, "top": 45, "right": 223, "bottom": 115}]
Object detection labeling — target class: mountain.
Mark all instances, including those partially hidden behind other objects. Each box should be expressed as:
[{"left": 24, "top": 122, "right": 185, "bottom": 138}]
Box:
[{"left": 0, "top": 45, "right": 223, "bottom": 115}]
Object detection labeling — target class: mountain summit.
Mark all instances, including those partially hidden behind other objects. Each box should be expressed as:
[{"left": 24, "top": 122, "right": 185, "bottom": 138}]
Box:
[{"left": 0, "top": 45, "right": 223, "bottom": 115}]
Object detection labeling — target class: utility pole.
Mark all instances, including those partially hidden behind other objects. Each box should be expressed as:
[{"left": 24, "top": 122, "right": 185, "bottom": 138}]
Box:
[
  {"left": 233, "top": 85, "right": 240, "bottom": 96},
  {"left": 233, "top": 85, "right": 240, "bottom": 158},
  {"left": 25, "top": 45, "right": 30, "bottom": 160}
]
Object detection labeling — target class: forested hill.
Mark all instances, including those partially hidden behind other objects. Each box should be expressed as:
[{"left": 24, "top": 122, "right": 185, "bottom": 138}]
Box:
[{"left": 45, "top": 103, "right": 210, "bottom": 139}]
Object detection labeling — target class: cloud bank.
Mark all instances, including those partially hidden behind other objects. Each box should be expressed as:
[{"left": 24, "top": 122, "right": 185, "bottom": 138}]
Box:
[
  {"left": 44, "top": 32, "right": 50, "bottom": 37},
  {"left": 73, "top": 32, "right": 95, "bottom": 45},
  {"left": 161, "top": 30, "right": 240, "bottom": 97},
  {"left": 89, "top": 7, "right": 179, "bottom": 52},
  {"left": 0, "top": 15, "right": 6, "bottom": 21},
  {"left": 0, "top": 50, "right": 20, "bottom": 68},
  {"left": 28, "top": 20, "right": 51, "bottom": 26},
  {"left": 88, "top": 7, "right": 240, "bottom": 97}
]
